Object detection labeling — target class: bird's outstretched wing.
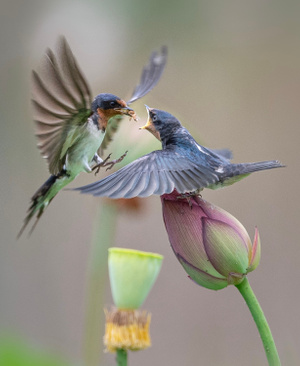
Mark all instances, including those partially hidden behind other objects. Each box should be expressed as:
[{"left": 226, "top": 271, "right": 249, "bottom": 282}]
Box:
[
  {"left": 127, "top": 46, "right": 168, "bottom": 105},
  {"left": 98, "top": 46, "right": 168, "bottom": 155},
  {"left": 33, "top": 37, "right": 92, "bottom": 175},
  {"left": 73, "top": 149, "right": 220, "bottom": 199}
]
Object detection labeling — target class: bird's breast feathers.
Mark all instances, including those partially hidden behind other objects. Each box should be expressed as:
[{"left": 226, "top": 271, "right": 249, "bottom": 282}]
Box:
[{"left": 64, "top": 119, "right": 105, "bottom": 174}]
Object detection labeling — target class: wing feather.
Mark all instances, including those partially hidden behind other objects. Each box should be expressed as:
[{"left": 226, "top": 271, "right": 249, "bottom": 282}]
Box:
[
  {"left": 154, "top": 170, "right": 175, "bottom": 195},
  {"left": 115, "top": 172, "right": 149, "bottom": 199},
  {"left": 35, "top": 126, "right": 62, "bottom": 137},
  {"left": 128, "top": 46, "right": 168, "bottom": 104},
  {"left": 74, "top": 150, "right": 221, "bottom": 198},
  {"left": 123, "top": 172, "right": 146, "bottom": 198},
  {"left": 58, "top": 37, "right": 92, "bottom": 107},
  {"left": 32, "top": 71, "right": 77, "bottom": 114},
  {"left": 32, "top": 100, "right": 70, "bottom": 121},
  {"left": 44, "top": 49, "right": 82, "bottom": 108},
  {"left": 32, "top": 37, "right": 92, "bottom": 174}
]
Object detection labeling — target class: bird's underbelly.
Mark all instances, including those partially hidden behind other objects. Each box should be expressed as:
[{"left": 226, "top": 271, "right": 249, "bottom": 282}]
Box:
[
  {"left": 65, "top": 127, "right": 105, "bottom": 175},
  {"left": 207, "top": 173, "right": 250, "bottom": 190}
]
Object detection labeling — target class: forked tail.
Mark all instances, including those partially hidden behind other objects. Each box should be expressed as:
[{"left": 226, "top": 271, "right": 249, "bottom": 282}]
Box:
[
  {"left": 210, "top": 160, "right": 284, "bottom": 189},
  {"left": 18, "top": 170, "right": 74, "bottom": 238},
  {"left": 231, "top": 160, "right": 284, "bottom": 176}
]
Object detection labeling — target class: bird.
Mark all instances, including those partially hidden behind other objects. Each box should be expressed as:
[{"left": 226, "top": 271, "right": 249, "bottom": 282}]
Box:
[
  {"left": 18, "top": 38, "right": 167, "bottom": 237},
  {"left": 73, "top": 106, "right": 283, "bottom": 199}
]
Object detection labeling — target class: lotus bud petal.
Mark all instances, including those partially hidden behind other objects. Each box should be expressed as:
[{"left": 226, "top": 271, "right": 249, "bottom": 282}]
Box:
[
  {"left": 178, "top": 255, "right": 228, "bottom": 290},
  {"left": 202, "top": 218, "right": 249, "bottom": 284},
  {"left": 248, "top": 227, "right": 261, "bottom": 272}
]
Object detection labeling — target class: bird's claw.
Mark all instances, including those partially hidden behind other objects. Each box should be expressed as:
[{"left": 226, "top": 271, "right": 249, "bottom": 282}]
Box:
[
  {"left": 104, "top": 150, "right": 128, "bottom": 171},
  {"left": 92, "top": 151, "right": 128, "bottom": 175},
  {"left": 176, "top": 191, "right": 202, "bottom": 208},
  {"left": 92, "top": 153, "right": 112, "bottom": 175}
]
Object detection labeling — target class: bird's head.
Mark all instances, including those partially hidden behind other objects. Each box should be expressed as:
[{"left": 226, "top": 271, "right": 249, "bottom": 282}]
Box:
[
  {"left": 92, "top": 93, "right": 137, "bottom": 130},
  {"left": 140, "top": 106, "right": 182, "bottom": 141}
]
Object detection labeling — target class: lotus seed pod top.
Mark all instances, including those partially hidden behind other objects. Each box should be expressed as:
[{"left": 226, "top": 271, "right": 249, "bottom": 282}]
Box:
[{"left": 108, "top": 248, "right": 163, "bottom": 309}]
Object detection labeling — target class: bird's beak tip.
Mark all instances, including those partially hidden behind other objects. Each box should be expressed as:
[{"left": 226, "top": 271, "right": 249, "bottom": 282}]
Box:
[
  {"left": 144, "top": 104, "right": 153, "bottom": 111},
  {"left": 124, "top": 106, "right": 134, "bottom": 112}
]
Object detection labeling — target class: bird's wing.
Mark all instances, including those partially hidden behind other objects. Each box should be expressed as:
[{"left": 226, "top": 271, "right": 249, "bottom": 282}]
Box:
[
  {"left": 73, "top": 149, "right": 220, "bottom": 199},
  {"left": 98, "top": 46, "right": 168, "bottom": 155},
  {"left": 97, "top": 115, "right": 123, "bottom": 156},
  {"left": 33, "top": 37, "right": 92, "bottom": 175},
  {"left": 210, "top": 148, "right": 233, "bottom": 161},
  {"left": 127, "top": 46, "right": 168, "bottom": 105}
]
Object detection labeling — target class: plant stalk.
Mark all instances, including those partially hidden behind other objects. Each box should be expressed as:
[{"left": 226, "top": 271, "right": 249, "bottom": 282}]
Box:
[
  {"left": 235, "top": 277, "right": 280, "bottom": 366},
  {"left": 84, "top": 200, "right": 118, "bottom": 366},
  {"left": 116, "top": 349, "right": 127, "bottom": 366}
]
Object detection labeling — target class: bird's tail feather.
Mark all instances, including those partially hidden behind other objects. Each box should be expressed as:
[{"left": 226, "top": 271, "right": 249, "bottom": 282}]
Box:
[
  {"left": 230, "top": 160, "right": 284, "bottom": 176},
  {"left": 18, "top": 170, "right": 74, "bottom": 238},
  {"left": 208, "top": 160, "right": 284, "bottom": 190}
]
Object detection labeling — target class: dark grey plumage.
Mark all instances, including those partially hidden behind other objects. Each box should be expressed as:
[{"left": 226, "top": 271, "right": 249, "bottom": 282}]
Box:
[{"left": 74, "top": 108, "right": 283, "bottom": 199}]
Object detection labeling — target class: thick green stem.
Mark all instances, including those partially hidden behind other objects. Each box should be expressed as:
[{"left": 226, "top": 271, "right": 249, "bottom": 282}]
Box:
[
  {"left": 84, "top": 200, "right": 118, "bottom": 366},
  {"left": 235, "top": 277, "right": 280, "bottom": 366},
  {"left": 116, "top": 349, "right": 128, "bottom": 366}
]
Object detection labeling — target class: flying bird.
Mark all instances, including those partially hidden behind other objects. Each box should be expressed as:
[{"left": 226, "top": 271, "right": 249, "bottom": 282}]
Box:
[
  {"left": 74, "top": 106, "right": 283, "bottom": 199},
  {"left": 18, "top": 38, "right": 167, "bottom": 237}
]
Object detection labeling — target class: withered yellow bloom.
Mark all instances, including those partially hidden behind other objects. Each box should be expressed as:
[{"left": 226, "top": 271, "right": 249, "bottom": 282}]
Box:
[{"left": 104, "top": 308, "right": 151, "bottom": 352}]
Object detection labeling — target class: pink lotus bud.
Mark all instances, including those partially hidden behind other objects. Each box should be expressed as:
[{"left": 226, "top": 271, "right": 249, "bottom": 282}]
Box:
[{"left": 161, "top": 191, "right": 261, "bottom": 290}]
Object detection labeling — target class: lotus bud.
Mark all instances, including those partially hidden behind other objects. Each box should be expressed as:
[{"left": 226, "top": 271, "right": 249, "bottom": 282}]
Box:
[{"left": 161, "top": 191, "right": 260, "bottom": 290}]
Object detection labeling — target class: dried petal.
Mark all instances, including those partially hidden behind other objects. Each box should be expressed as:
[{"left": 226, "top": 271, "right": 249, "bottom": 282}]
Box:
[{"left": 104, "top": 308, "right": 151, "bottom": 352}]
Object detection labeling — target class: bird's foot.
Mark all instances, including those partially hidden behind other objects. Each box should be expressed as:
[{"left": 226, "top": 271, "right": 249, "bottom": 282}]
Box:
[
  {"left": 92, "top": 153, "right": 112, "bottom": 175},
  {"left": 92, "top": 151, "right": 128, "bottom": 175},
  {"left": 176, "top": 191, "right": 202, "bottom": 208},
  {"left": 103, "top": 151, "right": 128, "bottom": 171},
  {"left": 177, "top": 191, "right": 200, "bottom": 199}
]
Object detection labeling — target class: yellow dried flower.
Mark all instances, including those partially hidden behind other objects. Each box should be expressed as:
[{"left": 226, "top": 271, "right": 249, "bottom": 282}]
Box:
[{"left": 104, "top": 308, "right": 151, "bottom": 353}]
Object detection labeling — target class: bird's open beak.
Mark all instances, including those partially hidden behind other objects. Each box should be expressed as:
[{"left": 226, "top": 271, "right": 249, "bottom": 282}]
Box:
[{"left": 140, "top": 105, "right": 161, "bottom": 141}]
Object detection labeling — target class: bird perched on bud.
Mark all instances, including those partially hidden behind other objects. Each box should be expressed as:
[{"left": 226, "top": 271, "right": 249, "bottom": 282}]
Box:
[
  {"left": 74, "top": 107, "right": 283, "bottom": 198},
  {"left": 18, "top": 38, "right": 167, "bottom": 236}
]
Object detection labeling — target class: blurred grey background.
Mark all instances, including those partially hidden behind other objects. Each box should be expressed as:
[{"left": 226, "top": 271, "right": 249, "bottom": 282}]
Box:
[{"left": 1, "top": 0, "right": 300, "bottom": 365}]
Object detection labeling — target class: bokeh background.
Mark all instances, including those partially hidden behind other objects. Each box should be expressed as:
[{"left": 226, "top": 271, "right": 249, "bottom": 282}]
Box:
[{"left": 1, "top": 0, "right": 300, "bottom": 365}]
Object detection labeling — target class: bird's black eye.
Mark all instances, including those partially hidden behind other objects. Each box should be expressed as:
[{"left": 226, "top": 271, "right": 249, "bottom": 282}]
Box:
[
  {"left": 152, "top": 114, "right": 157, "bottom": 122},
  {"left": 110, "top": 101, "right": 117, "bottom": 107}
]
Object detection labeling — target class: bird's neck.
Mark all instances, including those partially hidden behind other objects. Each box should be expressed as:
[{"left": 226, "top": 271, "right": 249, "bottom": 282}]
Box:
[
  {"left": 94, "top": 108, "right": 120, "bottom": 132},
  {"left": 94, "top": 108, "right": 110, "bottom": 132},
  {"left": 161, "top": 126, "right": 188, "bottom": 149}
]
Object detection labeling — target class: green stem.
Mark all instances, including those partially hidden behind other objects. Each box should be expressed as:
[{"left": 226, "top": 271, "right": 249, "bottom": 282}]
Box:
[
  {"left": 116, "top": 349, "right": 128, "bottom": 366},
  {"left": 235, "top": 277, "right": 280, "bottom": 366},
  {"left": 84, "top": 200, "right": 118, "bottom": 366}
]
